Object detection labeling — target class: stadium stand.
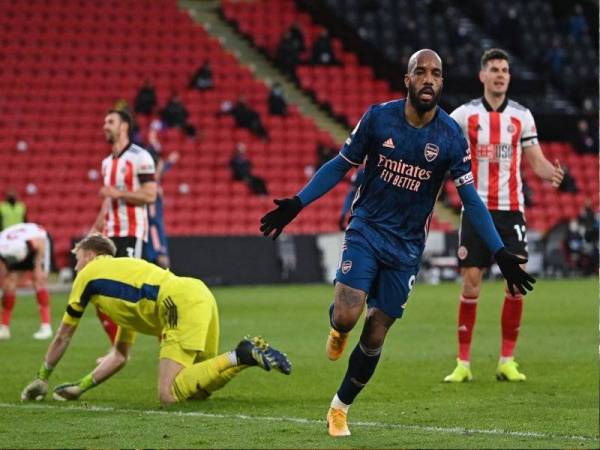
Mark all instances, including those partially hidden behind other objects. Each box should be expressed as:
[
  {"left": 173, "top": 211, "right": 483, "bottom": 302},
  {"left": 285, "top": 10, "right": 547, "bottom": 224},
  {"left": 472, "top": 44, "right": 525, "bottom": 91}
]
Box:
[
  {"left": 0, "top": 0, "right": 353, "bottom": 267},
  {"left": 221, "top": 0, "right": 405, "bottom": 126},
  {"left": 1, "top": 0, "right": 595, "bottom": 268}
]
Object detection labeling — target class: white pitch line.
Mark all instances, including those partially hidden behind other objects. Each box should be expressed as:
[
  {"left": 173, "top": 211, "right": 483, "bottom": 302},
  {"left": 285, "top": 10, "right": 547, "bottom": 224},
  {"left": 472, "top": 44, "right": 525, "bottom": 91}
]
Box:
[{"left": 0, "top": 402, "right": 597, "bottom": 443}]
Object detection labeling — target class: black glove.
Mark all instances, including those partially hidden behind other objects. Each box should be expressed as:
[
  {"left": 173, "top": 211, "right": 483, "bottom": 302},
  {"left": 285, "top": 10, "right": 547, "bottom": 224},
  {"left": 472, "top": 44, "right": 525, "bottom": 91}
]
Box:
[
  {"left": 260, "top": 196, "right": 303, "bottom": 240},
  {"left": 494, "top": 247, "right": 536, "bottom": 295}
]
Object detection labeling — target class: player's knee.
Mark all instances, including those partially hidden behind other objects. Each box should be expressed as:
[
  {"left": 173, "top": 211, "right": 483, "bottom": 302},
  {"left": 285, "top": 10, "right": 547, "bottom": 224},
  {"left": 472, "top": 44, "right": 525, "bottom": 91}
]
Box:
[{"left": 331, "top": 308, "right": 358, "bottom": 333}]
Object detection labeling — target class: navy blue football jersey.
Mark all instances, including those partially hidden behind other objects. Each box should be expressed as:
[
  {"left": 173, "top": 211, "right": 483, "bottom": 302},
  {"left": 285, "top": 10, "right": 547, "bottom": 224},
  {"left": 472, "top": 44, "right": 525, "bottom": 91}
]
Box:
[{"left": 340, "top": 99, "right": 472, "bottom": 267}]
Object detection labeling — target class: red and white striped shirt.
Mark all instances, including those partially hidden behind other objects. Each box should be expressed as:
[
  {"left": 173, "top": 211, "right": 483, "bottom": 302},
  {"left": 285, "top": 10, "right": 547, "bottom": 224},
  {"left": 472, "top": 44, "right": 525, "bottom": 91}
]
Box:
[
  {"left": 101, "top": 143, "right": 155, "bottom": 240},
  {"left": 451, "top": 97, "right": 538, "bottom": 212}
]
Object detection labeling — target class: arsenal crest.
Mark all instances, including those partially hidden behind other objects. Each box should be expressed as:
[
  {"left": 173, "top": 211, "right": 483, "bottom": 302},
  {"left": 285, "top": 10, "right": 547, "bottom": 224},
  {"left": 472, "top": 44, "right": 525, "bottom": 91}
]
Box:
[
  {"left": 341, "top": 260, "right": 352, "bottom": 274},
  {"left": 424, "top": 143, "right": 439, "bottom": 162}
]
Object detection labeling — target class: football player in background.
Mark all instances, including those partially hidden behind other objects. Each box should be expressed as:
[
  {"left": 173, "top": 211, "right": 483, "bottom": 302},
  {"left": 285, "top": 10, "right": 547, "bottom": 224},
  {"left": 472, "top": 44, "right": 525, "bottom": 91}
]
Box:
[
  {"left": 90, "top": 109, "right": 157, "bottom": 342},
  {"left": 0, "top": 222, "right": 52, "bottom": 340},
  {"left": 444, "top": 48, "right": 563, "bottom": 383}
]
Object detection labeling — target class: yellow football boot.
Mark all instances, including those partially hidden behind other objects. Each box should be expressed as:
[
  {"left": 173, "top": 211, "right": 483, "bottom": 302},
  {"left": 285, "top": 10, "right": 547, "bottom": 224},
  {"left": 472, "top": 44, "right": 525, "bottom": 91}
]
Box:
[
  {"left": 327, "top": 407, "right": 351, "bottom": 437},
  {"left": 496, "top": 357, "right": 526, "bottom": 381},
  {"left": 443, "top": 359, "right": 473, "bottom": 382},
  {"left": 326, "top": 328, "right": 349, "bottom": 361}
]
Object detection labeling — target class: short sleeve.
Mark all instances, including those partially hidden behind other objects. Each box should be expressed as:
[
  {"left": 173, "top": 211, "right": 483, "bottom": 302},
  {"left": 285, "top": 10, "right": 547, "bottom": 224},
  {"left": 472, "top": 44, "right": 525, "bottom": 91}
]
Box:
[
  {"left": 449, "top": 105, "right": 466, "bottom": 129},
  {"left": 137, "top": 150, "right": 156, "bottom": 175},
  {"left": 520, "top": 109, "right": 539, "bottom": 148},
  {"left": 339, "top": 107, "right": 373, "bottom": 166},
  {"left": 449, "top": 132, "right": 474, "bottom": 187},
  {"left": 61, "top": 272, "right": 88, "bottom": 326}
]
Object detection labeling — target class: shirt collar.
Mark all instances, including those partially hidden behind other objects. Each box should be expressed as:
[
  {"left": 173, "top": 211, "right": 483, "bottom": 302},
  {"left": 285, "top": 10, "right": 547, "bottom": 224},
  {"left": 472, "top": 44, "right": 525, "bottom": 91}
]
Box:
[{"left": 481, "top": 96, "right": 508, "bottom": 113}]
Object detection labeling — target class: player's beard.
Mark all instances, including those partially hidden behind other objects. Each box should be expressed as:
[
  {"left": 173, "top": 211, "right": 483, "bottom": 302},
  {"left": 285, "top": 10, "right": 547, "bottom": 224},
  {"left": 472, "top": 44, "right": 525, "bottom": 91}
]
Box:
[
  {"left": 408, "top": 83, "right": 441, "bottom": 113},
  {"left": 104, "top": 130, "right": 116, "bottom": 144}
]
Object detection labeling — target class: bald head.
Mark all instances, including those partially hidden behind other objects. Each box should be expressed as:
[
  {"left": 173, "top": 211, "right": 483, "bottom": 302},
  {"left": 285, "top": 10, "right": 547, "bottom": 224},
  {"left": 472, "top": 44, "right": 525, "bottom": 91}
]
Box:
[
  {"left": 404, "top": 49, "right": 444, "bottom": 114},
  {"left": 407, "top": 49, "right": 442, "bottom": 74}
]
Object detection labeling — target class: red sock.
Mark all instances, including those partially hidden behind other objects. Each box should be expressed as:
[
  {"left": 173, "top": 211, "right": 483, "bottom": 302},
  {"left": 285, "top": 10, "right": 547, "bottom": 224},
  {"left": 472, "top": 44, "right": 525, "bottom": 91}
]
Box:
[
  {"left": 458, "top": 294, "right": 478, "bottom": 362},
  {"left": 501, "top": 291, "right": 523, "bottom": 358},
  {"left": 96, "top": 308, "right": 118, "bottom": 343},
  {"left": 36, "top": 289, "right": 51, "bottom": 324},
  {"left": 1, "top": 292, "right": 16, "bottom": 326}
]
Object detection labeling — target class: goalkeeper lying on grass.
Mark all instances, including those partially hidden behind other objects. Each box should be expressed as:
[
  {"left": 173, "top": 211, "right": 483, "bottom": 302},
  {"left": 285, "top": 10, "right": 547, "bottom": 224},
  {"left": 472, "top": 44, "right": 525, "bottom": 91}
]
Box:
[{"left": 22, "top": 234, "right": 291, "bottom": 403}]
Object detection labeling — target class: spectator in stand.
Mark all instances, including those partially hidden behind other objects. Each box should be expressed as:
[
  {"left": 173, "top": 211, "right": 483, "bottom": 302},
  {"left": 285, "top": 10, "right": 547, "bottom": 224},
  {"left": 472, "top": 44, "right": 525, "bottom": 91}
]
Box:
[
  {"left": 288, "top": 22, "right": 306, "bottom": 54},
  {"left": 229, "top": 142, "right": 268, "bottom": 196},
  {"left": 160, "top": 94, "right": 196, "bottom": 138},
  {"left": 0, "top": 187, "right": 27, "bottom": 230},
  {"left": 268, "top": 82, "right": 288, "bottom": 116},
  {"left": 578, "top": 199, "right": 596, "bottom": 236},
  {"left": 134, "top": 79, "right": 157, "bottom": 116},
  {"left": 315, "top": 141, "right": 337, "bottom": 171},
  {"left": 573, "top": 119, "right": 597, "bottom": 155},
  {"left": 219, "top": 97, "right": 269, "bottom": 140},
  {"left": 543, "top": 37, "right": 565, "bottom": 83},
  {"left": 521, "top": 180, "right": 534, "bottom": 207},
  {"left": 189, "top": 59, "right": 214, "bottom": 91},
  {"left": 276, "top": 31, "right": 301, "bottom": 79},
  {"left": 311, "top": 30, "right": 339, "bottom": 65},
  {"left": 144, "top": 122, "right": 180, "bottom": 269},
  {"left": 557, "top": 166, "right": 578, "bottom": 193},
  {"left": 568, "top": 4, "right": 588, "bottom": 41},
  {"left": 564, "top": 219, "right": 584, "bottom": 274}
]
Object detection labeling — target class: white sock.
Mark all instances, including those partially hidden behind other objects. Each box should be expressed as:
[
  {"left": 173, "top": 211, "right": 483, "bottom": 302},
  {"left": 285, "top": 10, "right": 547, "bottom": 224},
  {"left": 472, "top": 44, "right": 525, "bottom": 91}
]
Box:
[
  {"left": 458, "top": 359, "right": 470, "bottom": 368},
  {"left": 227, "top": 351, "right": 238, "bottom": 366},
  {"left": 40, "top": 323, "right": 51, "bottom": 330},
  {"left": 330, "top": 394, "right": 350, "bottom": 413},
  {"left": 499, "top": 356, "right": 513, "bottom": 364}
]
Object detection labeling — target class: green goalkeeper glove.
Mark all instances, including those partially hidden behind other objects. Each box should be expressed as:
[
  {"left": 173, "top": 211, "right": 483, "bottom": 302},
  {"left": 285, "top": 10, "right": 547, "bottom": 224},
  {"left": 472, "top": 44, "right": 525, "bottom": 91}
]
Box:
[
  {"left": 21, "top": 362, "right": 53, "bottom": 401},
  {"left": 53, "top": 373, "right": 97, "bottom": 401}
]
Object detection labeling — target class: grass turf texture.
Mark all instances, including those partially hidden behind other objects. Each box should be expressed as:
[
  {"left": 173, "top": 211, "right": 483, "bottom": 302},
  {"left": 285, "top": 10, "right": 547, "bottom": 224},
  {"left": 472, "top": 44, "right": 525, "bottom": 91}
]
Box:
[{"left": 0, "top": 279, "right": 597, "bottom": 448}]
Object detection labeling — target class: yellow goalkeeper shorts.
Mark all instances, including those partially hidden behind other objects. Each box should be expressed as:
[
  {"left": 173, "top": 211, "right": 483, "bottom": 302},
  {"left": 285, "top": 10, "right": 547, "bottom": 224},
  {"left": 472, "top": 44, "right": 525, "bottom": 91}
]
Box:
[{"left": 158, "top": 278, "right": 220, "bottom": 368}]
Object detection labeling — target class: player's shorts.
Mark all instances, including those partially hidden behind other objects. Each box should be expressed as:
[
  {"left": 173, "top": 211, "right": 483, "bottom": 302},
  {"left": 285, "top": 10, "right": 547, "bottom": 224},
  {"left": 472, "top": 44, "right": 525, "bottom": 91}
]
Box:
[
  {"left": 8, "top": 236, "right": 51, "bottom": 272},
  {"left": 458, "top": 210, "right": 528, "bottom": 268},
  {"left": 158, "top": 278, "right": 220, "bottom": 368},
  {"left": 335, "top": 229, "right": 419, "bottom": 319},
  {"left": 110, "top": 236, "right": 144, "bottom": 259}
]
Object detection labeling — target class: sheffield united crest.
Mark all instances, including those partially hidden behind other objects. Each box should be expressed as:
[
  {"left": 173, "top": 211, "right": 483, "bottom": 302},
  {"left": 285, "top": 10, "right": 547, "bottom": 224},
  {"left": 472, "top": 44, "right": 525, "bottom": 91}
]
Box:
[{"left": 424, "top": 143, "right": 439, "bottom": 162}]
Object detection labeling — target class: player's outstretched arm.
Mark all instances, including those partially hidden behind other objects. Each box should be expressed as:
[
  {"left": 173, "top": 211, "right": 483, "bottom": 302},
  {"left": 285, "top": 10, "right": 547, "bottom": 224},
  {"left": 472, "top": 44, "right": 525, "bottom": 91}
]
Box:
[
  {"left": 53, "top": 340, "right": 132, "bottom": 401},
  {"left": 458, "top": 183, "right": 536, "bottom": 295},
  {"left": 21, "top": 322, "right": 77, "bottom": 401},
  {"left": 260, "top": 155, "right": 353, "bottom": 239}
]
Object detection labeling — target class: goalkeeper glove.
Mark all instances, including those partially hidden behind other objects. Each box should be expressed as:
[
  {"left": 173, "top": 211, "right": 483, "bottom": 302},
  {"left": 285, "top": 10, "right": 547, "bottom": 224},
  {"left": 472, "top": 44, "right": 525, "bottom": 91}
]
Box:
[
  {"left": 260, "top": 196, "right": 303, "bottom": 240},
  {"left": 494, "top": 248, "right": 536, "bottom": 295},
  {"left": 53, "top": 373, "right": 97, "bottom": 401},
  {"left": 21, "top": 361, "right": 53, "bottom": 401}
]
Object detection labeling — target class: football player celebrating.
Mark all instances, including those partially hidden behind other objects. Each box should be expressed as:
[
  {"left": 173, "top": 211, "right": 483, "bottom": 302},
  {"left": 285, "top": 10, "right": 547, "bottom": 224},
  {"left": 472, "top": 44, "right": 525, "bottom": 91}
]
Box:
[{"left": 260, "top": 49, "right": 535, "bottom": 437}]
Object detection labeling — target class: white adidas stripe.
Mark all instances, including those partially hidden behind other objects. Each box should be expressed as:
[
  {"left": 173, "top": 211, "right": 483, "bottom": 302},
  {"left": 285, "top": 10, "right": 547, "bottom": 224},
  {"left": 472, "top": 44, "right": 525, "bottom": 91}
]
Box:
[{"left": 0, "top": 402, "right": 595, "bottom": 442}]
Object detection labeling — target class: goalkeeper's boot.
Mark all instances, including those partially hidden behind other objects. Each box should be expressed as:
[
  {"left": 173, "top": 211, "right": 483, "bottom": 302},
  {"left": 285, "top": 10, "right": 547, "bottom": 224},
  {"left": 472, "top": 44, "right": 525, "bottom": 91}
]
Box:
[
  {"left": 327, "top": 407, "right": 351, "bottom": 437},
  {"left": 235, "top": 336, "right": 292, "bottom": 375},
  {"left": 32, "top": 324, "right": 52, "bottom": 340},
  {"left": 496, "top": 357, "right": 526, "bottom": 381},
  {"left": 326, "top": 328, "right": 349, "bottom": 361},
  {"left": 0, "top": 325, "right": 10, "bottom": 340},
  {"left": 443, "top": 359, "right": 473, "bottom": 382}
]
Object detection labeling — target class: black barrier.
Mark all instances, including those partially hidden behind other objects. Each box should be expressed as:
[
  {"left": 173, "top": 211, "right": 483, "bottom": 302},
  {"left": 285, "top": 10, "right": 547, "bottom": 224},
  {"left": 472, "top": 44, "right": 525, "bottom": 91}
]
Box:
[{"left": 168, "top": 235, "right": 323, "bottom": 285}]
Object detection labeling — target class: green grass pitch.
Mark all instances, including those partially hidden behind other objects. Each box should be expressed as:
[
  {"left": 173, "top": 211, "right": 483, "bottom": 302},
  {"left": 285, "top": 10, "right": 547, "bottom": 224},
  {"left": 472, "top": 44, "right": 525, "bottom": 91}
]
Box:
[{"left": 0, "top": 279, "right": 597, "bottom": 448}]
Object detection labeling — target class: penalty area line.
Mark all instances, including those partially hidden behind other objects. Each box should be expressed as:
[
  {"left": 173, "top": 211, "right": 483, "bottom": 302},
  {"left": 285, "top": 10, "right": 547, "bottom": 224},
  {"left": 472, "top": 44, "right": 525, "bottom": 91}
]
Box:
[{"left": 0, "top": 402, "right": 596, "bottom": 443}]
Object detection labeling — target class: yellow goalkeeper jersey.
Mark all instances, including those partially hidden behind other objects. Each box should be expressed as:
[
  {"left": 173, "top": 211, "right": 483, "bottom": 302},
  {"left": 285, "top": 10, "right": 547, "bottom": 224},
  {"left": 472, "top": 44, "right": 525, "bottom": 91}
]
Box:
[{"left": 63, "top": 255, "right": 181, "bottom": 336}]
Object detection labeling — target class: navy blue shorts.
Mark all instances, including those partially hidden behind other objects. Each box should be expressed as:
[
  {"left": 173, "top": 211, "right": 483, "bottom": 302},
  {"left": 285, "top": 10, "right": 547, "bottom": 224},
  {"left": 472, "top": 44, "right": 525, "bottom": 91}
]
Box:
[{"left": 335, "top": 230, "right": 419, "bottom": 319}]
